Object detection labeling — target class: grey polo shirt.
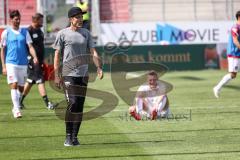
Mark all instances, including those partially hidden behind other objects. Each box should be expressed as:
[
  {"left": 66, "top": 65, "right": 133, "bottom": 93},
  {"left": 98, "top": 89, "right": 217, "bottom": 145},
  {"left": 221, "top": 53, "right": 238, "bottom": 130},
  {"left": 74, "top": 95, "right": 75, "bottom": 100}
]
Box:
[{"left": 53, "top": 27, "right": 95, "bottom": 77}]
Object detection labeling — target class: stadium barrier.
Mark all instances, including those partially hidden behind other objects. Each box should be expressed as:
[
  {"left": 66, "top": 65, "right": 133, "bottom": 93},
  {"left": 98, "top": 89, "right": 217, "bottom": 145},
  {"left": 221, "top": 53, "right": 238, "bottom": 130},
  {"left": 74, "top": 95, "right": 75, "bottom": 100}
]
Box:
[
  {"left": 43, "top": 44, "right": 219, "bottom": 73},
  {"left": 0, "top": 44, "right": 220, "bottom": 74},
  {"left": 0, "top": 44, "right": 220, "bottom": 75}
]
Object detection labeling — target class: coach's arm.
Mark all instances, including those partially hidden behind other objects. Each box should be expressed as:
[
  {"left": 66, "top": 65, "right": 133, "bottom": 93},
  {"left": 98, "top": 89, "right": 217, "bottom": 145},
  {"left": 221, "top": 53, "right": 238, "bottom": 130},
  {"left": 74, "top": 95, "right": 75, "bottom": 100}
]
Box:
[
  {"left": 233, "top": 35, "right": 240, "bottom": 49},
  {"left": 54, "top": 49, "right": 60, "bottom": 76},
  {"left": 90, "top": 48, "right": 103, "bottom": 80},
  {"left": 28, "top": 44, "right": 39, "bottom": 64},
  {"left": 53, "top": 49, "right": 62, "bottom": 88}
]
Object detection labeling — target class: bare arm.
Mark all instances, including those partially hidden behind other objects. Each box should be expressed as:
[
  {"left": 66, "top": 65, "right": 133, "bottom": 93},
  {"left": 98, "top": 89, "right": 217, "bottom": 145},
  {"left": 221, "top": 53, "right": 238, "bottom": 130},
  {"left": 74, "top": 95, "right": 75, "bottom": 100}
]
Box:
[
  {"left": 90, "top": 48, "right": 102, "bottom": 68},
  {"left": 90, "top": 48, "right": 103, "bottom": 79},
  {"left": 233, "top": 36, "right": 240, "bottom": 49},
  {"left": 0, "top": 46, "right": 6, "bottom": 75},
  {"left": 53, "top": 49, "right": 62, "bottom": 88},
  {"left": 28, "top": 44, "right": 38, "bottom": 64},
  {"left": 54, "top": 49, "right": 60, "bottom": 77}
]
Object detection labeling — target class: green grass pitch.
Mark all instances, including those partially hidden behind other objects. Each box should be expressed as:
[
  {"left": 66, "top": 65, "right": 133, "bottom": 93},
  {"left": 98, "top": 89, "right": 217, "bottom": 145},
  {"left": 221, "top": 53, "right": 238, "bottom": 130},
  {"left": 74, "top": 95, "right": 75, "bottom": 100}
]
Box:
[{"left": 0, "top": 70, "right": 240, "bottom": 160}]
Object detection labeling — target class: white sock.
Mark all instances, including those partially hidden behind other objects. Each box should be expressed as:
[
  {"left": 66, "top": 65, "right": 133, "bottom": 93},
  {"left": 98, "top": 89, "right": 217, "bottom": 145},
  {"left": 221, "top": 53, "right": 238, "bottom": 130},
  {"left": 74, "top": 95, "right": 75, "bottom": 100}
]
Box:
[
  {"left": 11, "top": 89, "right": 20, "bottom": 110},
  {"left": 160, "top": 108, "right": 170, "bottom": 117},
  {"left": 157, "top": 96, "right": 167, "bottom": 115},
  {"left": 17, "top": 90, "right": 21, "bottom": 100},
  {"left": 135, "top": 98, "right": 143, "bottom": 114},
  {"left": 215, "top": 74, "right": 232, "bottom": 90}
]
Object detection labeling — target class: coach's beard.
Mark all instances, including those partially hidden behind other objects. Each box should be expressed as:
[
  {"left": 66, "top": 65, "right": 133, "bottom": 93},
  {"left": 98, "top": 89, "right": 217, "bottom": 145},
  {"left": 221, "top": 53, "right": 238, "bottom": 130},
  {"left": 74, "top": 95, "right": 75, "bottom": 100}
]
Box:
[
  {"left": 71, "top": 22, "right": 82, "bottom": 28},
  {"left": 77, "top": 22, "right": 83, "bottom": 28}
]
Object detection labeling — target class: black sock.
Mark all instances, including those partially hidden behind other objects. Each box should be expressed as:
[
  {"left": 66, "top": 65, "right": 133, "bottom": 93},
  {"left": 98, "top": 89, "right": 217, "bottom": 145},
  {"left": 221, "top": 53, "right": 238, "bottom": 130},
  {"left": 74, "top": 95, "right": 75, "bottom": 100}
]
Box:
[
  {"left": 20, "top": 95, "right": 26, "bottom": 104},
  {"left": 72, "top": 122, "right": 81, "bottom": 138},
  {"left": 65, "top": 121, "right": 73, "bottom": 136},
  {"left": 42, "top": 95, "right": 49, "bottom": 107}
]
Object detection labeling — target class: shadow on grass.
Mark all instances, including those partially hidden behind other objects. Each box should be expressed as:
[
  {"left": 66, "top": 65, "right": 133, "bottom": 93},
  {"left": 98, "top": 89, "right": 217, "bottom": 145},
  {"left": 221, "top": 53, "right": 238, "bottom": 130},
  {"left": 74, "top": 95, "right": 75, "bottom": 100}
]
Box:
[
  {"left": 225, "top": 85, "right": 240, "bottom": 90},
  {"left": 83, "top": 139, "right": 184, "bottom": 146},
  {"left": 177, "top": 76, "right": 205, "bottom": 81}
]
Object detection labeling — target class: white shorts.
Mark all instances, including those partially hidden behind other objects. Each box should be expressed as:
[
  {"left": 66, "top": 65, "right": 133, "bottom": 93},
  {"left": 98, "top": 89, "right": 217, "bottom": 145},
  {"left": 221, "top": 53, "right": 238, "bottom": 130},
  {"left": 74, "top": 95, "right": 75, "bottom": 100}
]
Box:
[
  {"left": 228, "top": 57, "right": 240, "bottom": 72},
  {"left": 6, "top": 64, "right": 27, "bottom": 86}
]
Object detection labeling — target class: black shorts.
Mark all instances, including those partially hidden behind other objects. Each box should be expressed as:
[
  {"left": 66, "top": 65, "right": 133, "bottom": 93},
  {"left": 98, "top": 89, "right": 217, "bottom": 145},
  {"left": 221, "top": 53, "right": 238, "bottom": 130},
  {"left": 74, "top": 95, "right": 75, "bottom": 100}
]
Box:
[{"left": 27, "top": 63, "right": 44, "bottom": 84}]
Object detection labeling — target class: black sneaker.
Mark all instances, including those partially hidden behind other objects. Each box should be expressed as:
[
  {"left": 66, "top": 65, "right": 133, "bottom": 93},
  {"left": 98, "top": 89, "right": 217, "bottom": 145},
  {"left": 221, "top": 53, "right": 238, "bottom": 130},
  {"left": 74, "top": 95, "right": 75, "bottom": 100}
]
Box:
[
  {"left": 72, "top": 137, "right": 80, "bottom": 146},
  {"left": 64, "top": 135, "right": 73, "bottom": 147}
]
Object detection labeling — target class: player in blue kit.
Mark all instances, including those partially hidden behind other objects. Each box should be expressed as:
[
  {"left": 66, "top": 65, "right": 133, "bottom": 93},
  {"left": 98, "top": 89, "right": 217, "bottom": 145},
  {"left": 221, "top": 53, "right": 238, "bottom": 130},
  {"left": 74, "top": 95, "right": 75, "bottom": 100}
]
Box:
[
  {"left": 0, "top": 10, "right": 38, "bottom": 118},
  {"left": 213, "top": 10, "right": 240, "bottom": 98}
]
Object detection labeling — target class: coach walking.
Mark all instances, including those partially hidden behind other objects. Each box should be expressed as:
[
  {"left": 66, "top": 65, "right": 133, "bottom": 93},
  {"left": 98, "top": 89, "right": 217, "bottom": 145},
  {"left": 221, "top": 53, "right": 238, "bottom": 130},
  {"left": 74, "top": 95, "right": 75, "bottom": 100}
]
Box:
[{"left": 53, "top": 7, "right": 103, "bottom": 146}]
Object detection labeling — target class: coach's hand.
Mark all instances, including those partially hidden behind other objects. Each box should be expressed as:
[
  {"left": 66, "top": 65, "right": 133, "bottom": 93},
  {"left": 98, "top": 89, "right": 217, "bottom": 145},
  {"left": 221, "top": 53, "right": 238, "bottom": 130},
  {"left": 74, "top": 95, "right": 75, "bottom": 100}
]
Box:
[
  {"left": 97, "top": 67, "right": 103, "bottom": 80},
  {"left": 55, "top": 76, "right": 63, "bottom": 89}
]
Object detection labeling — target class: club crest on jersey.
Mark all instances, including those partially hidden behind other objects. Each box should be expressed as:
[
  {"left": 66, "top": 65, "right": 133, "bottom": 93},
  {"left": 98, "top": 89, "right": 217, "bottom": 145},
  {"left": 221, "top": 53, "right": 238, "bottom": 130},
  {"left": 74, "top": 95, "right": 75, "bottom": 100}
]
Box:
[{"left": 9, "top": 76, "right": 14, "bottom": 80}]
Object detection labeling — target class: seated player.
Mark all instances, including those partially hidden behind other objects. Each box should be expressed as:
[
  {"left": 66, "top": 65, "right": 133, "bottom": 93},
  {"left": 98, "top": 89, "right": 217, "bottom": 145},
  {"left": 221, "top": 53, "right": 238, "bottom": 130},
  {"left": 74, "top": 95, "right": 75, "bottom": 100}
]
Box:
[{"left": 129, "top": 70, "right": 170, "bottom": 120}]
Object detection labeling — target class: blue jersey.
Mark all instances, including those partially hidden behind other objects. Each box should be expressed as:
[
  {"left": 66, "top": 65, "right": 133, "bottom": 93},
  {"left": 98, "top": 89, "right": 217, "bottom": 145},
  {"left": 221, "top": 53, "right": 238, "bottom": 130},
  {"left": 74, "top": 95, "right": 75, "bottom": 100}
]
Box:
[
  {"left": 5, "top": 28, "right": 28, "bottom": 65},
  {"left": 227, "top": 24, "right": 240, "bottom": 57}
]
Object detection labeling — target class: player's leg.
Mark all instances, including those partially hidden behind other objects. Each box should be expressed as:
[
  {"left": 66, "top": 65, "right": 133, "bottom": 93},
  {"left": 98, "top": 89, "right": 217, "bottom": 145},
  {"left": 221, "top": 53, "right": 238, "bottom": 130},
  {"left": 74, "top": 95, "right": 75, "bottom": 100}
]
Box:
[
  {"left": 150, "top": 95, "right": 170, "bottom": 119},
  {"left": 129, "top": 98, "right": 152, "bottom": 120},
  {"left": 19, "top": 82, "right": 33, "bottom": 109},
  {"left": 129, "top": 105, "right": 141, "bottom": 120},
  {"left": 7, "top": 64, "right": 23, "bottom": 118},
  {"left": 156, "top": 95, "right": 167, "bottom": 112},
  {"left": 19, "top": 65, "right": 34, "bottom": 109},
  {"left": 18, "top": 66, "right": 27, "bottom": 109},
  {"left": 142, "top": 98, "right": 152, "bottom": 118},
  {"left": 157, "top": 96, "right": 170, "bottom": 117},
  {"left": 19, "top": 64, "right": 35, "bottom": 108},
  {"left": 10, "top": 82, "right": 22, "bottom": 118},
  {"left": 129, "top": 105, "right": 136, "bottom": 113},
  {"left": 38, "top": 83, "right": 48, "bottom": 106},
  {"left": 17, "top": 89, "right": 22, "bottom": 102},
  {"left": 16, "top": 66, "right": 27, "bottom": 114},
  {"left": 131, "top": 97, "right": 144, "bottom": 120},
  {"left": 37, "top": 82, "right": 54, "bottom": 109},
  {"left": 36, "top": 64, "right": 55, "bottom": 109},
  {"left": 213, "top": 57, "right": 237, "bottom": 98},
  {"left": 135, "top": 97, "right": 143, "bottom": 114},
  {"left": 150, "top": 96, "right": 166, "bottom": 120}
]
